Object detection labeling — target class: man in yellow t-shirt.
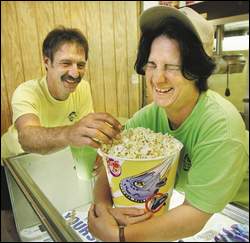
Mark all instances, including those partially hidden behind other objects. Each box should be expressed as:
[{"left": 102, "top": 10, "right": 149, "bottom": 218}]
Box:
[
  {"left": 1, "top": 76, "right": 95, "bottom": 158},
  {"left": 1, "top": 27, "right": 121, "bottom": 209},
  {"left": 2, "top": 27, "right": 121, "bottom": 158}
]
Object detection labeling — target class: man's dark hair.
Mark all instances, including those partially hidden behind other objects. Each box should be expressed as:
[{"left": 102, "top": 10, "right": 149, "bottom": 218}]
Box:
[
  {"left": 42, "top": 26, "right": 89, "bottom": 62},
  {"left": 135, "top": 18, "right": 215, "bottom": 92}
]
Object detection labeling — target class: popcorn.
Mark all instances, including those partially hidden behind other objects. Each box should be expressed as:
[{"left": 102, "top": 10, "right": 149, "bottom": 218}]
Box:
[{"left": 101, "top": 127, "right": 180, "bottom": 159}]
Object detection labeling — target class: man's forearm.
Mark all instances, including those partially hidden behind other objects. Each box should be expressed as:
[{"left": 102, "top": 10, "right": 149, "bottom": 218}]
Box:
[{"left": 18, "top": 125, "right": 70, "bottom": 154}]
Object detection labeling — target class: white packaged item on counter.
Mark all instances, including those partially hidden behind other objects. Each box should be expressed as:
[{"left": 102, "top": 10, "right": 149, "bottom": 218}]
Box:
[
  {"left": 19, "top": 209, "right": 99, "bottom": 242},
  {"left": 175, "top": 213, "right": 241, "bottom": 242},
  {"left": 19, "top": 224, "right": 53, "bottom": 242}
]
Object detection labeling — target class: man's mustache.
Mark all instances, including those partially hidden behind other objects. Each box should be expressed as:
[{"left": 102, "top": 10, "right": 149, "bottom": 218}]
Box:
[{"left": 61, "top": 74, "right": 81, "bottom": 83}]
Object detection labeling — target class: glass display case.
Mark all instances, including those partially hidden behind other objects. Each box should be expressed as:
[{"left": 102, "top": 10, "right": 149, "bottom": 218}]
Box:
[
  {"left": 3, "top": 147, "right": 249, "bottom": 242},
  {"left": 3, "top": 147, "right": 95, "bottom": 242}
]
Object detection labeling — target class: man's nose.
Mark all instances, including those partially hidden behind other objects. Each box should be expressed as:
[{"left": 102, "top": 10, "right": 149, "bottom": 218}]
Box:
[{"left": 68, "top": 64, "right": 80, "bottom": 78}]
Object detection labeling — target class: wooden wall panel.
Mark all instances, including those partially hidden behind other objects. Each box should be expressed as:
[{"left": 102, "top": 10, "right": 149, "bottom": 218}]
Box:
[
  {"left": 1, "top": 64, "right": 11, "bottom": 135},
  {"left": 70, "top": 2, "right": 87, "bottom": 35},
  {"left": 15, "top": 1, "right": 42, "bottom": 80},
  {"left": 1, "top": 1, "right": 24, "bottom": 122},
  {"left": 126, "top": 2, "right": 141, "bottom": 117},
  {"left": 1, "top": 1, "right": 142, "bottom": 135},
  {"left": 34, "top": 1, "right": 55, "bottom": 75},
  {"left": 85, "top": 2, "right": 105, "bottom": 112},
  {"left": 113, "top": 1, "right": 129, "bottom": 118},
  {"left": 100, "top": 2, "right": 118, "bottom": 116},
  {"left": 53, "top": 1, "right": 72, "bottom": 28}
]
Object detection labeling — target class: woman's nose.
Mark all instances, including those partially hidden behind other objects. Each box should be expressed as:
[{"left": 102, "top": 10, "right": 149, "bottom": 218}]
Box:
[{"left": 152, "top": 69, "right": 166, "bottom": 84}]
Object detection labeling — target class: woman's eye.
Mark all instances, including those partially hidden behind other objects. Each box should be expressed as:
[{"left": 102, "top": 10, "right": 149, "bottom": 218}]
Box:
[{"left": 147, "top": 64, "right": 156, "bottom": 69}]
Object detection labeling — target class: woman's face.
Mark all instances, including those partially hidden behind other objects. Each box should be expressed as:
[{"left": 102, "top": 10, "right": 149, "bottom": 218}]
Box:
[{"left": 145, "top": 35, "right": 198, "bottom": 110}]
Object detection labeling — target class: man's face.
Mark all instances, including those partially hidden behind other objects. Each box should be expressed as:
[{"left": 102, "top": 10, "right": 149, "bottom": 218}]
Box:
[{"left": 44, "top": 43, "right": 86, "bottom": 100}]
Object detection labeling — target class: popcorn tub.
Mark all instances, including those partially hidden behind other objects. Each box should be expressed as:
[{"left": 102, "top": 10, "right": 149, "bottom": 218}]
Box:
[{"left": 98, "top": 138, "right": 183, "bottom": 216}]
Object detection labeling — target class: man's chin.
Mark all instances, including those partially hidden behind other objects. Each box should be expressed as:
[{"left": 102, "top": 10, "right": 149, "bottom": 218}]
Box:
[
  {"left": 63, "top": 81, "right": 78, "bottom": 91},
  {"left": 68, "top": 87, "right": 77, "bottom": 93}
]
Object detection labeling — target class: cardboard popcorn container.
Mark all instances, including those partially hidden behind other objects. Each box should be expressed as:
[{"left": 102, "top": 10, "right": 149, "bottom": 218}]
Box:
[{"left": 98, "top": 137, "right": 182, "bottom": 216}]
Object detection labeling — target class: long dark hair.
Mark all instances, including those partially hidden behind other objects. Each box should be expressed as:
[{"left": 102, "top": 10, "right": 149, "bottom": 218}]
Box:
[
  {"left": 42, "top": 26, "right": 89, "bottom": 62},
  {"left": 135, "top": 18, "right": 215, "bottom": 92}
]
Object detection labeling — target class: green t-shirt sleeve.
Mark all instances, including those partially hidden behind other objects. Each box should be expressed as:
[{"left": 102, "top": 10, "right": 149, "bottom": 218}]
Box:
[
  {"left": 11, "top": 84, "right": 40, "bottom": 124},
  {"left": 125, "top": 115, "right": 141, "bottom": 129},
  {"left": 185, "top": 139, "right": 248, "bottom": 213},
  {"left": 125, "top": 103, "right": 166, "bottom": 132},
  {"left": 125, "top": 105, "right": 150, "bottom": 129}
]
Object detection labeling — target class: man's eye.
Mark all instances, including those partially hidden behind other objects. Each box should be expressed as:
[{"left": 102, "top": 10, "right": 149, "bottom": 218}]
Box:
[
  {"left": 62, "top": 63, "right": 71, "bottom": 67},
  {"left": 78, "top": 64, "right": 85, "bottom": 69}
]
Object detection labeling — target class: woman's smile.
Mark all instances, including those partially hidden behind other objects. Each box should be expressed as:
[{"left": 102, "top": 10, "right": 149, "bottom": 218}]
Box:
[{"left": 154, "top": 86, "right": 174, "bottom": 94}]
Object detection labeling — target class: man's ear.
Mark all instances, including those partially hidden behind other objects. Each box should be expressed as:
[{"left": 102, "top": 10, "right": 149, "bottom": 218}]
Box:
[{"left": 43, "top": 56, "right": 50, "bottom": 70}]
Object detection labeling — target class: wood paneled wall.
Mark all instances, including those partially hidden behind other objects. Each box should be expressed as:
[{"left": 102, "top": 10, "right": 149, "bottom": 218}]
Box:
[{"left": 1, "top": 1, "right": 142, "bottom": 135}]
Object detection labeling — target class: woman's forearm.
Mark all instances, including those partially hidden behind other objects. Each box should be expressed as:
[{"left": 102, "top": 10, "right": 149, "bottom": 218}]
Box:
[
  {"left": 124, "top": 203, "right": 212, "bottom": 242},
  {"left": 93, "top": 167, "right": 113, "bottom": 207}
]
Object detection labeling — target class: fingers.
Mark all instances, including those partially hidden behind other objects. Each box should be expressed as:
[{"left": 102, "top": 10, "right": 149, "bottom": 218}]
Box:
[
  {"left": 69, "top": 135, "right": 101, "bottom": 148},
  {"left": 110, "top": 213, "right": 127, "bottom": 226},
  {"left": 128, "top": 211, "right": 153, "bottom": 224},
  {"left": 87, "top": 125, "right": 117, "bottom": 143},
  {"left": 88, "top": 204, "right": 119, "bottom": 241},
  {"left": 92, "top": 155, "right": 103, "bottom": 176},
  {"left": 83, "top": 112, "right": 122, "bottom": 133},
  {"left": 68, "top": 126, "right": 114, "bottom": 147},
  {"left": 89, "top": 204, "right": 103, "bottom": 218},
  {"left": 93, "top": 120, "right": 121, "bottom": 140},
  {"left": 108, "top": 207, "right": 152, "bottom": 226},
  {"left": 88, "top": 204, "right": 100, "bottom": 239},
  {"left": 88, "top": 204, "right": 98, "bottom": 219},
  {"left": 118, "top": 207, "right": 146, "bottom": 216},
  {"left": 78, "top": 115, "right": 122, "bottom": 143},
  {"left": 94, "top": 203, "right": 106, "bottom": 216},
  {"left": 111, "top": 207, "right": 145, "bottom": 216},
  {"left": 68, "top": 112, "right": 123, "bottom": 148},
  {"left": 95, "top": 154, "right": 103, "bottom": 164},
  {"left": 91, "top": 112, "right": 122, "bottom": 131}
]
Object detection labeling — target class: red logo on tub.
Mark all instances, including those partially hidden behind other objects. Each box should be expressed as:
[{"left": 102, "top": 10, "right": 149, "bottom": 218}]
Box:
[
  {"left": 107, "top": 158, "right": 121, "bottom": 177},
  {"left": 145, "top": 192, "right": 168, "bottom": 213}
]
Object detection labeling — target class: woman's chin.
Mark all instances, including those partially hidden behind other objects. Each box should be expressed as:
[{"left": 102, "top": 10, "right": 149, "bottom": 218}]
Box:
[{"left": 153, "top": 96, "right": 174, "bottom": 108}]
